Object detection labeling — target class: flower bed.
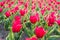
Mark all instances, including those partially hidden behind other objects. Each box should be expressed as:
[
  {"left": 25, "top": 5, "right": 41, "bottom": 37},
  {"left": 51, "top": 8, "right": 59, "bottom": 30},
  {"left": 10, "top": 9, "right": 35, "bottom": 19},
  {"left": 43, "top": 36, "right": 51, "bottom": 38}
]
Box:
[{"left": 0, "top": 0, "right": 60, "bottom": 40}]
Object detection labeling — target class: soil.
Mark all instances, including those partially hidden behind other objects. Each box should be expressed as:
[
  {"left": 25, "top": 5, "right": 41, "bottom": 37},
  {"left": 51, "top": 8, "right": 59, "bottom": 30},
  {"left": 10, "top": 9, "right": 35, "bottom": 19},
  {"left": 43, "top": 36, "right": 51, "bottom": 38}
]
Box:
[{"left": 0, "top": 23, "right": 8, "bottom": 40}]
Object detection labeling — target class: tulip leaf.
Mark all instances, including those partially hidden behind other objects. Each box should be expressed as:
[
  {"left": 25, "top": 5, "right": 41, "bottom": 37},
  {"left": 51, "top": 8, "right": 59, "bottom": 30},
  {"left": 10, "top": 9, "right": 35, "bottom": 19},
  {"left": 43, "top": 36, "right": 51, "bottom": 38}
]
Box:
[
  {"left": 23, "top": 23, "right": 34, "bottom": 37},
  {"left": 57, "top": 0, "right": 60, "bottom": 2},
  {"left": 3, "top": 8, "right": 8, "bottom": 14},
  {"left": 6, "top": 28, "right": 15, "bottom": 40},
  {"left": 4, "top": 18, "right": 11, "bottom": 30},
  {"left": 48, "top": 38, "right": 57, "bottom": 40},
  {"left": 48, "top": 37, "right": 60, "bottom": 40},
  {"left": 14, "top": 29, "right": 22, "bottom": 40},
  {"left": 46, "top": 24, "right": 57, "bottom": 37},
  {"left": 0, "top": 15, "right": 4, "bottom": 23},
  {"left": 49, "top": 35, "right": 60, "bottom": 38},
  {"left": 36, "top": 7, "right": 39, "bottom": 11},
  {"left": 25, "top": 22, "right": 31, "bottom": 29},
  {"left": 0, "top": 0, "right": 2, "bottom": 2}
]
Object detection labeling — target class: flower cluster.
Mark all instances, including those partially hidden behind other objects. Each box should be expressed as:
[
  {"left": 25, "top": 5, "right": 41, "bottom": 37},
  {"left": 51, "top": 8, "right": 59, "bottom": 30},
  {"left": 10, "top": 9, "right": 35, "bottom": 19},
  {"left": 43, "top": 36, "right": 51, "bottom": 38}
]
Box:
[{"left": 0, "top": 0, "right": 60, "bottom": 40}]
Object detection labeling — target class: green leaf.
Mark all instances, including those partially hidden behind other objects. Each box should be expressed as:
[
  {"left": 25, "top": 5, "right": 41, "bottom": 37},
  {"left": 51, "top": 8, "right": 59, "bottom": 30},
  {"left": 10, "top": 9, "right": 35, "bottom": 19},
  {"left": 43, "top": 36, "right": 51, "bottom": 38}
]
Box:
[
  {"left": 25, "top": 22, "right": 31, "bottom": 29},
  {"left": 4, "top": 18, "right": 11, "bottom": 30},
  {"left": 0, "top": 0, "right": 2, "bottom": 2},
  {"left": 48, "top": 37, "right": 60, "bottom": 40},
  {"left": 36, "top": 7, "right": 39, "bottom": 11},
  {"left": 23, "top": 23, "right": 34, "bottom": 37},
  {"left": 6, "top": 28, "right": 15, "bottom": 40},
  {"left": 3, "top": 8, "right": 8, "bottom": 14},
  {"left": 46, "top": 24, "right": 57, "bottom": 37},
  {"left": 14, "top": 29, "right": 22, "bottom": 40},
  {"left": 58, "top": 10, "right": 60, "bottom": 12},
  {"left": 48, "top": 38, "right": 57, "bottom": 40},
  {"left": 49, "top": 35, "right": 60, "bottom": 38},
  {"left": 57, "top": 0, "right": 60, "bottom": 2},
  {"left": 0, "top": 15, "right": 4, "bottom": 23}
]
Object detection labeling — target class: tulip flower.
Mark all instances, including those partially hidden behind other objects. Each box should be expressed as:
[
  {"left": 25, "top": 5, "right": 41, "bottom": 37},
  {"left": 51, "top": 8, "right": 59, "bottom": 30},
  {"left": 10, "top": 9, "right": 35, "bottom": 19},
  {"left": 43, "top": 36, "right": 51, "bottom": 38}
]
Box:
[
  {"left": 5, "top": 11, "right": 11, "bottom": 17},
  {"left": 35, "top": 27, "right": 46, "bottom": 38},
  {"left": 0, "top": 8, "right": 3, "bottom": 12}
]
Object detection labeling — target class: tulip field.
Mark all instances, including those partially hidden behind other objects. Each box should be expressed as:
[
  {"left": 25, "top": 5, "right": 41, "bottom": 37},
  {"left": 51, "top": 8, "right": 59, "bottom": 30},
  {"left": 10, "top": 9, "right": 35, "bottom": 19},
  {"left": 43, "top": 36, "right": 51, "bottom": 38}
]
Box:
[{"left": 0, "top": 0, "right": 60, "bottom": 40}]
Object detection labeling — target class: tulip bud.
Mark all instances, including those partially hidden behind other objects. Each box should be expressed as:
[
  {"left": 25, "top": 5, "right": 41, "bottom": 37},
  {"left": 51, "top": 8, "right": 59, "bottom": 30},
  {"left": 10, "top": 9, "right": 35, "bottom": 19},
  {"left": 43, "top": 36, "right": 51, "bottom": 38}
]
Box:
[
  {"left": 5, "top": 11, "right": 11, "bottom": 17},
  {"left": 35, "top": 27, "right": 46, "bottom": 38},
  {"left": 12, "top": 15, "right": 22, "bottom": 33},
  {"left": 30, "top": 36, "right": 37, "bottom": 40},
  {"left": 12, "top": 20, "right": 22, "bottom": 33},
  {"left": 41, "top": 9, "right": 45, "bottom": 15},
  {"left": 19, "top": 9, "right": 26, "bottom": 16},
  {"left": 30, "top": 15, "right": 37, "bottom": 24},
  {"left": 12, "top": 24, "right": 22, "bottom": 33},
  {"left": 48, "top": 12, "right": 56, "bottom": 26},
  {"left": 56, "top": 19, "right": 60, "bottom": 26},
  {"left": 0, "top": 8, "right": 3, "bottom": 12},
  {"left": 14, "top": 16, "right": 21, "bottom": 21}
]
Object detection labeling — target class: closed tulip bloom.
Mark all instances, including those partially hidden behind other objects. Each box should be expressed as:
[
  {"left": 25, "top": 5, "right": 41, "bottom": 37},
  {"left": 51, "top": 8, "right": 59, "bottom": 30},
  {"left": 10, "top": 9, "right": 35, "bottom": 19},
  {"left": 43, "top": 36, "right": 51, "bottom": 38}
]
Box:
[
  {"left": 56, "top": 19, "right": 60, "bottom": 25},
  {"left": 0, "top": 8, "right": 3, "bottom": 12},
  {"left": 35, "top": 27, "right": 46, "bottom": 38},
  {"left": 5, "top": 11, "right": 11, "bottom": 17},
  {"left": 30, "top": 15, "right": 38, "bottom": 24},
  {"left": 12, "top": 24, "right": 22, "bottom": 33},
  {"left": 20, "top": 9, "right": 26, "bottom": 16},
  {"left": 12, "top": 20, "right": 22, "bottom": 33},
  {"left": 30, "top": 14, "right": 39, "bottom": 24}
]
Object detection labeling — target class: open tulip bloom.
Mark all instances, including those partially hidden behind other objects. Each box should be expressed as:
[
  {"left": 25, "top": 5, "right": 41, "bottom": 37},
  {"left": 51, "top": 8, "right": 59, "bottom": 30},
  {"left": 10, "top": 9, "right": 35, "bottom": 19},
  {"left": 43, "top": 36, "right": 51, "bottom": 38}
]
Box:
[{"left": 0, "top": 0, "right": 60, "bottom": 40}]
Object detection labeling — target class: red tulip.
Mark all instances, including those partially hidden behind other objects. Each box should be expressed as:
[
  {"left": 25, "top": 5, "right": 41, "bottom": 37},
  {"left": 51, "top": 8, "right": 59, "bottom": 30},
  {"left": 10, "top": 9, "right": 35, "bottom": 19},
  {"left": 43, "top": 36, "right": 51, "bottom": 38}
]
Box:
[
  {"left": 56, "top": 19, "right": 60, "bottom": 25},
  {"left": 14, "top": 6, "right": 19, "bottom": 11},
  {"left": 6, "top": 0, "right": 10, "bottom": 3},
  {"left": 10, "top": 9, "right": 16, "bottom": 14},
  {"left": 12, "top": 20, "right": 20, "bottom": 26},
  {"left": 35, "top": 27, "right": 46, "bottom": 38},
  {"left": 48, "top": 22, "right": 53, "bottom": 26},
  {"left": 12, "top": 24, "right": 22, "bottom": 33},
  {"left": 5, "top": 11, "right": 11, "bottom": 17},
  {"left": 30, "top": 15, "right": 38, "bottom": 24},
  {"left": 18, "top": 1, "right": 24, "bottom": 6},
  {"left": 50, "top": 12, "right": 56, "bottom": 17},
  {"left": 35, "top": 13, "right": 40, "bottom": 21},
  {"left": 41, "top": 9, "right": 45, "bottom": 15},
  {"left": 0, "top": 2, "right": 5, "bottom": 6},
  {"left": 14, "top": 16, "right": 21, "bottom": 21},
  {"left": 19, "top": 9, "right": 26, "bottom": 16},
  {"left": 26, "top": 38, "right": 30, "bottom": 40},
  {"left": 32, "top": 4, "right": 36, "bottom": 10},
  {"left": 48, "top": 12, "right": 56, "bottom": 26},
  {"left": 10, "top": 6, "right": 19, "bottom": 14},
  {"left": 24, "top": 2, "right": 29, "bottom": 8},
  {"left": 56, "top": 1, "right": 60, "bottom": 4},
  {"left": 12, "top": 15, "right": 22, "bottom": 33},
  {"left": 12, "top": 18, "right": 21, "bottom": 27},
  {"left": 0, "top": 8, "right": 3, "bottom": 12},
  {"left": 30, "top": 13, "right": 39, "bottom": 24},
  {"left": 12, "top": 20, "right": 22, "bottom": 33},
  {"left": 48, "top": 16, "right": 55, "bottom": 26},
  {"left": 8, "top": 1, "right": 14, "bottom": 8},
  {"left": 30, "top": 36, "right": 37, "bottom": 40},
  {"left": 26, "top": 36, "right": 37, "bottom": 40}
]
